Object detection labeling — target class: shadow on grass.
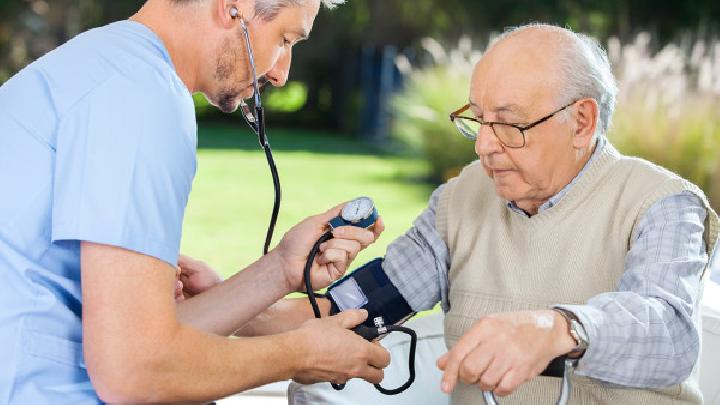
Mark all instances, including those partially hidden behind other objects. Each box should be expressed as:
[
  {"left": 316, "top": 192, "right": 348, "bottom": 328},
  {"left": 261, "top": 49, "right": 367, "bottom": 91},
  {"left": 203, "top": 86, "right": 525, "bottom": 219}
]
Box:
[{"left": 198, "top": 123, "right": 386, "bottom": 156}]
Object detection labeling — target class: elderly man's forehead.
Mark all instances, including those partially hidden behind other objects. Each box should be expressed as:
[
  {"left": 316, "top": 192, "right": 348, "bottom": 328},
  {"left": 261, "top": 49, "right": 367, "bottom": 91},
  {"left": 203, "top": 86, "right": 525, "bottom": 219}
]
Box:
[{"left": 469, "top": 28, "right": 570, "bottom": 113}]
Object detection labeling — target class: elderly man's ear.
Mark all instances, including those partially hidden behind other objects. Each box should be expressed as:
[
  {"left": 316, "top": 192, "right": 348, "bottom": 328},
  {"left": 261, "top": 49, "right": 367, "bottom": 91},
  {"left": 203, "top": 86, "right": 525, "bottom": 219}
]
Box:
[{"left": 571, "top": 98, "right": 600, "bottom": 149}]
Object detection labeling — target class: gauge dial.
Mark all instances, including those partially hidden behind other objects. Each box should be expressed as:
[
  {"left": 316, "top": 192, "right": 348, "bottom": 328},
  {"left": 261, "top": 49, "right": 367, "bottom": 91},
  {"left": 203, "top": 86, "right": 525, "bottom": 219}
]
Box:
[{"left": 341, "top": 197, "right": 375, "bottom": 223}]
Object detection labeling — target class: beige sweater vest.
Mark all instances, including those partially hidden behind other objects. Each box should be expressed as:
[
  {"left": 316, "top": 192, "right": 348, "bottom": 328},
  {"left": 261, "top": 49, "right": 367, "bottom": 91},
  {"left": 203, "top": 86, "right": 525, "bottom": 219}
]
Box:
[{"left": 436, "top": 143, "right": 719, "bottom": 405}]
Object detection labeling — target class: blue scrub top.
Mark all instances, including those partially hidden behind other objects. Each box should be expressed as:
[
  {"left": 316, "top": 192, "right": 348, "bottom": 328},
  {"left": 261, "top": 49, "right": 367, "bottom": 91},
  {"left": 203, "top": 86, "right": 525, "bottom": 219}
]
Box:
[{"left": 0, "top": 21, "right": 197, "bottom": 403}]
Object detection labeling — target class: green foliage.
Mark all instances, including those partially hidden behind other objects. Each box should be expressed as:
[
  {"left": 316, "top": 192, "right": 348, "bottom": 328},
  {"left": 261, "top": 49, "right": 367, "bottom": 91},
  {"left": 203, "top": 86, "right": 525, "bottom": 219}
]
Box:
[
  {"left": 264, "top": 81, "right": 308, "bottom": 113},
  {"left": 609, "top": 97, "right": 720, "bottom": 212},
  {"left": 392, "top": 62, "right": 477, "bottom": 182},
  {"left": 192, "top": 92, "right": 212, "bottom": 119}
]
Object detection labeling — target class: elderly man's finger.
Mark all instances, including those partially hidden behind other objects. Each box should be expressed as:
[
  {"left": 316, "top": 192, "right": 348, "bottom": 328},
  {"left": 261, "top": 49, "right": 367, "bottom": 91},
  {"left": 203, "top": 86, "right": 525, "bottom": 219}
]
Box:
[
  {"left": 440, "top": 344, "right": 477, "bottom": 393},
  {"left": 495, "top": 369, "right": 524, "bottom": 397},
  {"left": 440, "top": 321, "right": 493, "bottom": 393},
  {"left": 477, "top": 355, "right": 511, "bottom": 392},
  {"left": 437, "top": 352, "right": 449, "bottom": 370},
  {"left": 458, "top": 348, "right": 493, "bottom": 386}
]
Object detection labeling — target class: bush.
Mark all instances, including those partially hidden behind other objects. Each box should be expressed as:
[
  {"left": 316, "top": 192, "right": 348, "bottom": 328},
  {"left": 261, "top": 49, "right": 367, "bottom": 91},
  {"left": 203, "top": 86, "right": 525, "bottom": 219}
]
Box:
[
  {"left": 607, "top": 34, "right": 720, "bottom": 212},
  {"left": 392, "top": 38, "right": 481, "bottom": 182}
]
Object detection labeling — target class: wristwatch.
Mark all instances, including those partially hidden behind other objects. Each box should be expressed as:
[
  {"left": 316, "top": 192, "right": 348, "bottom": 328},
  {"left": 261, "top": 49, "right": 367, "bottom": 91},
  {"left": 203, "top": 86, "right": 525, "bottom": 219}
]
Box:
[{"left": 553, "top": 308, "right": 589, "bottom": 358}]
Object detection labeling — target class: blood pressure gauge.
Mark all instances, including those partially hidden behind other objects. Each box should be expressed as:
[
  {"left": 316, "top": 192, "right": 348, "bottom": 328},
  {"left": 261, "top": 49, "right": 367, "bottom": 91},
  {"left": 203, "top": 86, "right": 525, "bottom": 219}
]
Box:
[{"left": 328, "top": 197, "right": 378, "bottom": 229}]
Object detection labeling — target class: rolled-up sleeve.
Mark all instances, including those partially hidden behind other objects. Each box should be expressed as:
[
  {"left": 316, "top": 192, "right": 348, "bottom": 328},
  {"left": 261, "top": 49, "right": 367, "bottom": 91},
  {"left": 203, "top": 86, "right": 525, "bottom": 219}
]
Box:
[{"left": 558, "top": 191, "right": 708, "bottom": 387}]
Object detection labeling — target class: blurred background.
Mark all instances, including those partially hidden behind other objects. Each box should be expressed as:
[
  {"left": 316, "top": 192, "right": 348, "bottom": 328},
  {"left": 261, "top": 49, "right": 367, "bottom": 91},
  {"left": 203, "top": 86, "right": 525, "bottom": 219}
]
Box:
[{"left": 1, "top": 0, "right": 719, "bottom": 277}]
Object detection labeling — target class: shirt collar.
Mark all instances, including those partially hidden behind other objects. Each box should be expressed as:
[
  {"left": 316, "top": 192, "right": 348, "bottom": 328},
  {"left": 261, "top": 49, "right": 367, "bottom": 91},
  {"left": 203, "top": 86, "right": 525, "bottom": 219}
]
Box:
[{"left": 507, "top": 136, "right": 607, "bottom": 217}]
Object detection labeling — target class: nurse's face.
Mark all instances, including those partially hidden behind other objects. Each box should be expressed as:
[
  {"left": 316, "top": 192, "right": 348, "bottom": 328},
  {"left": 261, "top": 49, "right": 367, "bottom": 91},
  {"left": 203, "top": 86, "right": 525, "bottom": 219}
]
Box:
[{"left": 209, "top": 0, "right": 320, "bottom": 113}]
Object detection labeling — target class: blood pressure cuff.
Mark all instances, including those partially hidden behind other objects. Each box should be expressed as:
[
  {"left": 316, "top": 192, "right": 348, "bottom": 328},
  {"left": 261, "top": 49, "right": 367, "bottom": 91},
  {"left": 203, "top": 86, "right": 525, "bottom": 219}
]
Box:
[{"left": 327, "top": 258, "right": 415, "bottom": 328}]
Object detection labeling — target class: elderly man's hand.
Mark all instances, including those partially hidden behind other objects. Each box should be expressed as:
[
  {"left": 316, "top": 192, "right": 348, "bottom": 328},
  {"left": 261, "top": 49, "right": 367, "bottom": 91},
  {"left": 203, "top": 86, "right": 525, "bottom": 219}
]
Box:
[
  {"left": 275, "top": 203, "right": 384, "bottom": 293},
  {"left": 437, "top": 310, "right": 576, "bottom": 396}
]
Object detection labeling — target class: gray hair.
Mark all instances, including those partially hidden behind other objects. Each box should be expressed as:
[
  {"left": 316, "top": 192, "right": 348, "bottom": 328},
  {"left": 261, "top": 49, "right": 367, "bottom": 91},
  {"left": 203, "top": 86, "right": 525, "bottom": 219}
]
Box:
[
  {"left": 170, "top": 0, "right": 345, "bottom": 21},
  {"left": 489, "top": 24, "right": 618, "bottom": 140},
  {"left": 255, "top": 0, "right": 345, "bottom": 20}
]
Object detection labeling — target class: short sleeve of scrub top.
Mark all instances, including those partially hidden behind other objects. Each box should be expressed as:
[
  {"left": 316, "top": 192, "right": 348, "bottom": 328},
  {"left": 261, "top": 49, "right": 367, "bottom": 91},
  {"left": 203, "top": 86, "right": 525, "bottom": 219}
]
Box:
[
  {"left": 0, "top": 20, "right": 196, "bottom": 404},
  {"left": 51, "top": 73, "right": 196, "bottom": 266}
]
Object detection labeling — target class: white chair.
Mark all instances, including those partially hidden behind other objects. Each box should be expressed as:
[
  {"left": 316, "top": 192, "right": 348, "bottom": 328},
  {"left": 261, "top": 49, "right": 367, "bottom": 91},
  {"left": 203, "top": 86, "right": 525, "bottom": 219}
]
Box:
[
  {"left": 700, "top": 243, "right": 720, "bottom": 405},
  {"left": 288, "top": 312, "right": 449, "bottom": 405},
  {"left": 701, "top": 263, "right": 720, "bottom": 405}
]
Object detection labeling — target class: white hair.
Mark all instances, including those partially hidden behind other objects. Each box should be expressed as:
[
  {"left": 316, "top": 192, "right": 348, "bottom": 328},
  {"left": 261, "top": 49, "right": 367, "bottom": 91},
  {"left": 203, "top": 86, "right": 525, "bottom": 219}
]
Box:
[
  {"left": 255, "top": 0, "right": 345, "bottom": 20},
  {"left": 489, "top": 24, "right": 618, "bottom": 141}
]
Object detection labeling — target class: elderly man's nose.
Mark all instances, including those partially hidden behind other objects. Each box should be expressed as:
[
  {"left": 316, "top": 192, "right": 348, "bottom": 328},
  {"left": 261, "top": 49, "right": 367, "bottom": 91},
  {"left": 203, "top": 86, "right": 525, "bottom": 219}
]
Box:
[{"left": 475, "top": 124, "right": 503, "bottom": 156}]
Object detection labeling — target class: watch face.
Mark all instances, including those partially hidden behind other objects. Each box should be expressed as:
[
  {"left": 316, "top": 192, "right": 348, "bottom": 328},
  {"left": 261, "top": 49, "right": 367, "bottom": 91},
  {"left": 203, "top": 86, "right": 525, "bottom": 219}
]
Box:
[
  {"left": 571, "top": 319, "right": 590, "bottom": 348},
  {"left": 341, "top": 197, "right": 375, "bottom": 222}
]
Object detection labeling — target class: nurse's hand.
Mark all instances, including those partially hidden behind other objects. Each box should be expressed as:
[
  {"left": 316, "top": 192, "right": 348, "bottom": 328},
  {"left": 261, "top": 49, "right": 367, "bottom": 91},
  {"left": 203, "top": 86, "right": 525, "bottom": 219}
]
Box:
[
  {"left": 291, "top": 309, "right": 390, "bottom": 385},
  {"left": 275, "top": 203, "right": 384, "bottom": 293},
  {"left": 177, "top": 254, "right": 223, "bottom": 297},
  {"left": 173, "top": 255, "right": 223, "bottom": 302}
]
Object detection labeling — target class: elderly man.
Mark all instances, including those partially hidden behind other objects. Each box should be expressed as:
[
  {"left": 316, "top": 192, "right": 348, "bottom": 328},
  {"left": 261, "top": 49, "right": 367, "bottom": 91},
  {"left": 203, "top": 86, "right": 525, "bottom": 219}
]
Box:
[
  {"left": 0, "top": 0, "right": 391, "bottom": 404},
  {"left": 247, "top": 24, "right": 719, "bottom": 404},
  {"left": 396, "top": 24, "right": 718, "bottom": 403}
]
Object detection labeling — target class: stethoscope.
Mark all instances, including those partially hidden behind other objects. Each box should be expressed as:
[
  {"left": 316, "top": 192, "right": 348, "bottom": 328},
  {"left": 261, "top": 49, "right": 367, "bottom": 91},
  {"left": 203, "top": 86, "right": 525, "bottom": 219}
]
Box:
[{"left": 236, "top": 15, "right": 280, "bottom": 256}]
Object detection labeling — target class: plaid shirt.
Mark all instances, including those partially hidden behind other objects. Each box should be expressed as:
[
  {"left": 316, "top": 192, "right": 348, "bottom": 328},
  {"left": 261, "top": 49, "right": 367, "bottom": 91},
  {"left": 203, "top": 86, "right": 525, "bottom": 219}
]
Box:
[{"left": 382, "top": 138, "right": 709, "bottom": 387}]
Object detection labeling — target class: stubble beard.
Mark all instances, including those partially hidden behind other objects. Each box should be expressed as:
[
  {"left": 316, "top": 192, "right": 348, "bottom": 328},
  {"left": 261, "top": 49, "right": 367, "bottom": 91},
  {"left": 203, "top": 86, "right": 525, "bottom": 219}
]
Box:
[{"left": 213, "top": 38, "right": 247, "bottom": 113}]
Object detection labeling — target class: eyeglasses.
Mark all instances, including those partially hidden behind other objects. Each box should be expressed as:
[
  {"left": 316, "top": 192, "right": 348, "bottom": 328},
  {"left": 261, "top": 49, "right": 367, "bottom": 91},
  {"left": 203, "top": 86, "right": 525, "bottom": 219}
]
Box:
[{"left": 449, "top": 101, "right": 577, "bottom": 148}]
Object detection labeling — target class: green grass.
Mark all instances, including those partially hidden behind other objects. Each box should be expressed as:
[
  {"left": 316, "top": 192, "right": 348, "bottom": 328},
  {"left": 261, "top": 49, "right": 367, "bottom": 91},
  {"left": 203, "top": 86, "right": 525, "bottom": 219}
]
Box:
[{"left": 180, "top": 124, "right": 435, "bottom": 280}]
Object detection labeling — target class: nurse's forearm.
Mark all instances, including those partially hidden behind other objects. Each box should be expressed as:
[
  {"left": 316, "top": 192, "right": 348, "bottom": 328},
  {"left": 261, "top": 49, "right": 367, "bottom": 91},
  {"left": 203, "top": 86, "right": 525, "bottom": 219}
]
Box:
[
  {"left": 234, "top": 297, "right": 331, "bottom": 336},
  {"left": 82, "top": 242, "right": 303, "bottom": 403},
  {"left": 96, "top": 324, "right": 303, "bottom": 403},
  {"left": 175, "top": 251, "right": 291, "bottom": 336}
]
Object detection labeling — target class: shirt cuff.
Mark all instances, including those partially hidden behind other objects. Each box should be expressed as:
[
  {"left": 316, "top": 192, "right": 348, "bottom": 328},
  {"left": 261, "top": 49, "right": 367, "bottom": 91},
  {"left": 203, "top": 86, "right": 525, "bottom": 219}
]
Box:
[{"left": 552, "top": 304, "right": 605, "bottom": 376}]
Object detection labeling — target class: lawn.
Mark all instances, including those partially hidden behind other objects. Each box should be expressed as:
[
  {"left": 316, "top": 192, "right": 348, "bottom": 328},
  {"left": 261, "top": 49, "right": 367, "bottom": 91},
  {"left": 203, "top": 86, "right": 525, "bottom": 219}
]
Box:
[{"left": 180, "top": 124, "right": 435, "bottom": 282}]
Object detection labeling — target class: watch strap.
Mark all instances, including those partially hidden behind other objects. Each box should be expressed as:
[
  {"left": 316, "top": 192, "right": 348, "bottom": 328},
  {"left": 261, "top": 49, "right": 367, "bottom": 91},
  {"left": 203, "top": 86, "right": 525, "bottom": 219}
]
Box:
[{"left": 552, "top": 307, "right": 587, "bottom": 357}]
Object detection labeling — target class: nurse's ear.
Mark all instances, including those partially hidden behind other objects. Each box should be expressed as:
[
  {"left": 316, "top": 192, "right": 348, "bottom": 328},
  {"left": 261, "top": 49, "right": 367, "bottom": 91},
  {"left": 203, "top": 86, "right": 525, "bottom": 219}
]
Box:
[{"left": 218, "top": 0, "right": 250, "bottom": 29}]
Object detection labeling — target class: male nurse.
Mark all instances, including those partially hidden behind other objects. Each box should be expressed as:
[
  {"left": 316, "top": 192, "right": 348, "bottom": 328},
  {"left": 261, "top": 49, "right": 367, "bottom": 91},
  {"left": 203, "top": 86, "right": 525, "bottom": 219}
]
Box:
[{"left": 0, "top": 0, "right": 390, "bottom": 403}]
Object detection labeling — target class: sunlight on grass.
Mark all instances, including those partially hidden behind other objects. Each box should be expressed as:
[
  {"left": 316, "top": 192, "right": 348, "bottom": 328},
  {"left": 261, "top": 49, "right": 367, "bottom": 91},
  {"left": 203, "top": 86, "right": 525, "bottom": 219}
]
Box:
[{"left": 180, "top": 125, "right": 433, "bottom": 280}]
